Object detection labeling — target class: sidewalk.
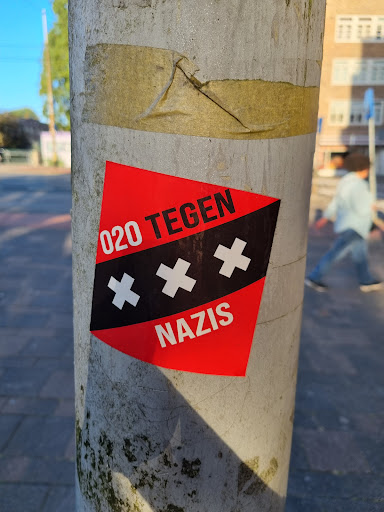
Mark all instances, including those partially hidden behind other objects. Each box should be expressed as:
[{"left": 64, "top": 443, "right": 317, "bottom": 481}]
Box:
[
  {"left": 286, "top": 175, "right": 384, "bottom": 511},
  {"left": 0, "top": 164, "right": 71, "bottom": 176},
  {"left": 286, "top": 224, "right": 384, "bottom": 511},
  {"left": 0, "top": 168, "right": 383, "bottom": 511},
  {"left": 0, "top": 169, "right": 75, "bottom": 511}
]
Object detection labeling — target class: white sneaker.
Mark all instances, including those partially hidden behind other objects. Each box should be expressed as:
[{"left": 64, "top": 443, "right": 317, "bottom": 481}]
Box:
[
  {"left": 360, "top": 282, "right": 383, "bottom": 292},
  {"left": 305, "top": 278, "right": 328, "bottom": 292}
]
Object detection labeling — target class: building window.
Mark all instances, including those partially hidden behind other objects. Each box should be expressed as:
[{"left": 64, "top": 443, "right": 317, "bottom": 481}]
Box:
[
  {"left": 372, "top": 60, "right": 384, "bottom": 82},
  {"left": 332, "top": 59, "right": 384, "bottom": 85},
  {"left": 329, "top": 100, "right": 384, "bottom": 126},
  {"left": 335, "top": 15, "right": 384, "bottom": 42}
]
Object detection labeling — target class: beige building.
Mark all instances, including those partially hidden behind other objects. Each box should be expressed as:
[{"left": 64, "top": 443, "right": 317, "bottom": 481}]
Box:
[{"left": 315, "top": 1, "right": 384, "bottom": 174}]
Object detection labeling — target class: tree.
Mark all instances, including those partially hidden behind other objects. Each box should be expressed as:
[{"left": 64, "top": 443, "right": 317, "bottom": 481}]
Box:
[
  {"left": 6, "top": 108, "right": 39, "bottom": 120},
  {"left": 0, "top": 114, "right": 30, "bottom": 149},
  {"left": 40, "top": 0, "right": 70, "bottom": 130}
]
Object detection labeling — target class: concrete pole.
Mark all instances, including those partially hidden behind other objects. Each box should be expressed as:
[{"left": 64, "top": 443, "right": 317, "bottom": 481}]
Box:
[{"left": 69, "top": 2, "right": 325, "bottom": 511}]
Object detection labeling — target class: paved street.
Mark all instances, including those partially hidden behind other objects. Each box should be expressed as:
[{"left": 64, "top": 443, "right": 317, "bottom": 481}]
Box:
[
  {"left": 287, "top": 177, "right": 384, "bottom": 511},
  {"left": 0, "top": 167, "right": 75, "bottom": 511},
  {"left": 287, "top": 254, "right": 384, "bottom": 509},
  {"left": 0, "top": 166, "right": 383, "bottom": 511}
]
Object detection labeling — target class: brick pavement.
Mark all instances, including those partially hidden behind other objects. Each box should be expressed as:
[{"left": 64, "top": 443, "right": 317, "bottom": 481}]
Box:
[
  {"left": 0, "top": 168, "right": 383, "bottom": 511},
  {"left": 286, "top": 178, "right": 384, "bottom": 511},
  {"left": 0, "top": 169, "right": 75, "bottom": 511}
]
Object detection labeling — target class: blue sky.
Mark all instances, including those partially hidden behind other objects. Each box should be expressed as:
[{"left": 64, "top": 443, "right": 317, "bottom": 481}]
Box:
[{"left": 0, "top": 0, "right": 55, "bottom": 121}]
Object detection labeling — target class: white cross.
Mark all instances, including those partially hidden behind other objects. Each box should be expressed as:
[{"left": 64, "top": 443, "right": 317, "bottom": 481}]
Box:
[
  {"left": 108, "top": 273, "right": 140, "bottom": 309},
  {"left": 214, "top": 237, "right": 251, "bottom": 278},
  {"left": 156, "top": 258, "right": 196, "bottom": 298}
]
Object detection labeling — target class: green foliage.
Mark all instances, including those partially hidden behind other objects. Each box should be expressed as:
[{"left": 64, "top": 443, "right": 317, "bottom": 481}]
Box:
[
  {"left": 6, "top": 108, "right": 39, "bottom": 120},
  {"left": 0, "top": 114, "right": 30, "bottom": 149},
  {"left": 40, "top": 0, "right": 70, "bottom": 130}
]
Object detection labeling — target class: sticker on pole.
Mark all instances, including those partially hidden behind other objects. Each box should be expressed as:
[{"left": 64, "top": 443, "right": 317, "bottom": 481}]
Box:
[{"left": 90, "top": 162, "right": 280, "bottom": 376}]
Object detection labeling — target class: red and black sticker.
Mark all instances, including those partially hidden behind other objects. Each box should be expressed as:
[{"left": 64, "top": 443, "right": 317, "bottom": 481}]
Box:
[{"left": 90, "top": 162, "right": 280, "bottom": 376}]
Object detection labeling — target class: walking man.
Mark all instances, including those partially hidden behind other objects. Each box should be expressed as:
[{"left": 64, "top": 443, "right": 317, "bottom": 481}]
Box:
[{"left": 306, "top": 153, "right": 383, "bottom": 292}]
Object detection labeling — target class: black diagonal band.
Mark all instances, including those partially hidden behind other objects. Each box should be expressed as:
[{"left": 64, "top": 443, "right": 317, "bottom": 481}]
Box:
[{"left": 90, "top": 201, "right": 280, "bottom": 331}]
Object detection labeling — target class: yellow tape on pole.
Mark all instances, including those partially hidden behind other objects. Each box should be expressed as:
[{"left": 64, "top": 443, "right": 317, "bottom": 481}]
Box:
[{"left": 83, "top": 44, "right": 319, "bottom": 140}]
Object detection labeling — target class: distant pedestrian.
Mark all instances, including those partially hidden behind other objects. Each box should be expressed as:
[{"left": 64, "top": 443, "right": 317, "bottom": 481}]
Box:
[{"left": 305, "top": 153, "right": 383, "bottom": 292}]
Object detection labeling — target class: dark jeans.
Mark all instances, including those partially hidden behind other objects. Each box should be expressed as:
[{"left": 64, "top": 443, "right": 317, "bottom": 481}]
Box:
[{"left": 308, "top": 229, "right": 375, "bottom": 285}]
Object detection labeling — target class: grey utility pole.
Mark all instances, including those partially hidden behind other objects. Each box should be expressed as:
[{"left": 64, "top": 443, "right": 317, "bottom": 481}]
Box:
[
  {"left": 69, "top": 1, "right": 326, "bottom": 511},
  {"left": 42, "top": 8, "right": 58, "bottom": 166}
]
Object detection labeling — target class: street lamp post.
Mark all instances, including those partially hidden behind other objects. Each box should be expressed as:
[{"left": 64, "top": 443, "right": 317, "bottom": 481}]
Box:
[
  {"left": 69, "top": 1, "right": 326, "bottom": 510},
  {"left": 42, "top": 8, "right": 58, "bottom": 166}
]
